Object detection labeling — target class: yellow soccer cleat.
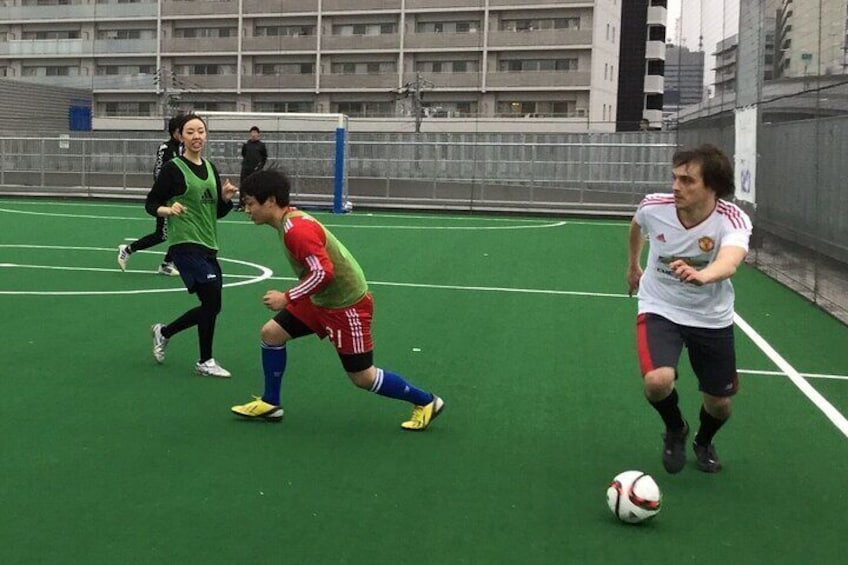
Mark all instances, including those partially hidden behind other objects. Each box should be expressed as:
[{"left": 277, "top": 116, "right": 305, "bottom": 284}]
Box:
[
  {"left": 401, "top": 395, "right": 444, "bottom": 431},
  {"left": 231, "top": 396, "right": 284, "bottom": 423}
]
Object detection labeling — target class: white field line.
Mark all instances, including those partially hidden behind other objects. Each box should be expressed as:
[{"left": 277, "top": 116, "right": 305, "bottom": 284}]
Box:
[{"left": 735, "top": 314, "right": 848, "bottom": 438}]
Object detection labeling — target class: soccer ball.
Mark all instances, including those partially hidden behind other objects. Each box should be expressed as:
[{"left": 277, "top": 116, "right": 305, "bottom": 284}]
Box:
[{"left": 606, "top": 470, "right": 662, "bottom": 524}]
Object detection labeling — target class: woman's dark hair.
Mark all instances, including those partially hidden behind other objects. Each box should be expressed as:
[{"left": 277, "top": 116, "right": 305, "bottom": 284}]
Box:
[{"left": 178, "top": 113, "right": 207, "bottom": 134}]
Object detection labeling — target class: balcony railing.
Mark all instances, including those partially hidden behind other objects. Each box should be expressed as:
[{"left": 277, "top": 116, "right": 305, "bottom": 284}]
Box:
[
  {"left": 242, "top": 36, "right": 318, "bottom": 52},
  {"left": 486, "top": 70, "right": 590, "bottom": 88},
  {"left": 243, "top": 0, "right": 320, "bottom": 12},
  {"left": 173, "top": 74, "right": 239, "bottom": 89},
  {"left": 644, "top": 74, "right": 664, "bottom": 93},
  {"left": 321, "top": 34, "right": 400, "bottom": 51},
  {"left": 647, "top": 5, "right": 667, "bottom": 26},
  {"left": 487, "top": 29, "right": 593, "bottom": 48},
  {"left": 645, "top": 41, "right": 666, "bottom": 60},
  {"left": 319, "top": 73, "right": 398, "bottom": 89},
  {"left": 241, "top": 74, "right": 316, "bottom": 89},
  {"left": 161, "top": 37, "right": 239, "bottom": 54},
  {"left": 161, "top": 0, "right": 238, "bottom": 17},
  {"left": 1, "top": 2, "right": 156, "bottom": 21},
  {"left": 322, "top": 0, "right": 402, "bottom": 11},
  {"left": 403, "top": 32, "right": 483, "bottom": 50},
  {"left": 403, "top": 72, "right": 481, "bottom": 88}
]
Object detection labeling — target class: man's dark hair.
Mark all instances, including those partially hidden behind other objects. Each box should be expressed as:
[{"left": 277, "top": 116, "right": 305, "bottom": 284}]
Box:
[
  {"left": 241, "top": 169, "right": 291, "bottom": 207},
  {"left": 249, "top": 126, "right": 261, "bottom": 134},
  {"left": 178, "top": 113, "right": 206, "bottom": 133},
  {"left": 672, "top": 143, "right": 735, "bottom": 200},
  {"left": 167, "top": 115, "right": 185, "bottom": 135}
]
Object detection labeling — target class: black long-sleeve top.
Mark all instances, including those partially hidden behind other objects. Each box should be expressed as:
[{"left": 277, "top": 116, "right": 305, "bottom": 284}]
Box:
[
  {"left": 153, "top": 138, "right": 182, "bottom": 180},
  {"left": 241, "top": 139, "right": 268, "bottom": 173}
]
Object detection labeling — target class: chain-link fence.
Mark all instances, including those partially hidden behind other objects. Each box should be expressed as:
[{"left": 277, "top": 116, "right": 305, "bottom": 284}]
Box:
[{"left": 669, "top": 0, "right": 848, "bottom": 324}]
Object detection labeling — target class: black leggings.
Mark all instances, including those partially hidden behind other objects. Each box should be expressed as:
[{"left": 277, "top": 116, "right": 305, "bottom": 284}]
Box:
[
  {"left": 162, "top": 282, "right": 222, "bottom": 362},
  {"left": 129, "top": 216, "right": 172, "bottom": 262}
]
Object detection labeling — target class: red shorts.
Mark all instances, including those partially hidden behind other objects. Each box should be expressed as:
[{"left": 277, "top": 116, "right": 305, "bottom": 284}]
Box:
[{"left": 283, "top": 292, "right": 374, "bottom": 355}]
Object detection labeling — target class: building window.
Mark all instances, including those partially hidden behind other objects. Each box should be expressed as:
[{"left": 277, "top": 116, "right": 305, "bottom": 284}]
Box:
[
  {"left": 415, "top": 60, "right": 479, "bottom": 73},
  {"left": 23, "top": 30, "right": 81, "bottom": 40},
  {"left": 175, "top": 64, "right": 236, "bottom": 75},
  {"left": 331, "top": 62, "right": 396, "bottom": 74},
  {"left": 97, "top": 64, "right": 155, "bottom": 75},
  {"left": 103, "top": 101, "right": 155, "bottom": 116},
  {"left": 97, "top": 29, "right": 151, "bottom": 40},
  {"left": 333, "top": 23, "right": 396, "bottom": 36},
  {"left": 253, "top": 101, "right": 315, "bottom": 113},
  {"left": 498, "top": 58, "right": 578, "bottom": 72},
  {"left": 502, "top": 17, "right": 580, "bottom": 31},
  {"left": 175, "top": 28, "right": 236, "bottom": 39},
  {"left": 190, "top": 101, "right": 237, "bottom": 112},
  {"left": 334, "top": 101, "right": 393, "bottom": 117},
  {"left": 255, "top": 63, "right": 314, "bottom": 75},
  {"left": 255, "top": 25, "right": 315, "bottom": 37},
  {"left": 416, "top": 21, "right": 479, "bottom": 33},
  {"left": 496, "top": 100, "right": 577, "bottom": 117}
]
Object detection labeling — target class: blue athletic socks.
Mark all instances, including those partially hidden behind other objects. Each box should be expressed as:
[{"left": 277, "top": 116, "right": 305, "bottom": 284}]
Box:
[
  {"left": 261, "top": 342, "right": 287, "bottom": 405},
  {"left": 369, "top": 368, "right": 434, "bottom": 406}
]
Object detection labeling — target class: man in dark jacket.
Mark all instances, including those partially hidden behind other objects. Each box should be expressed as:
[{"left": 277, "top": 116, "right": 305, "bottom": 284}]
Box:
[
  {"left": 239, "top": 126, "right": 268, "bottom": 208},
  {"left": 117, "top": 114, "right": 184, "bottom": 276}
]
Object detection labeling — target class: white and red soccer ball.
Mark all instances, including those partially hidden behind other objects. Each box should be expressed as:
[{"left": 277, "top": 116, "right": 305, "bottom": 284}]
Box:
[{"left": 606, "top": 470, "right": 662, "bottom": 524}]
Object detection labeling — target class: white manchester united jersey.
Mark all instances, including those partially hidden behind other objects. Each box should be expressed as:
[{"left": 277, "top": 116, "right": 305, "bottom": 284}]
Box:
[{"left": 634, "top": 194, "right": 752, "bottom": 328}]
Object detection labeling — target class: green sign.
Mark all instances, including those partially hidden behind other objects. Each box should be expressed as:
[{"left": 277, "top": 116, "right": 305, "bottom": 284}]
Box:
[{"left": 801, "top": 53, "right": 813, "bottom": 61}]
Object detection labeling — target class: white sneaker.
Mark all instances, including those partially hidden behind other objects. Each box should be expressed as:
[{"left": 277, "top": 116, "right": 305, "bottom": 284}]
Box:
[
  {"left": 151, "top": 323, "right": 169, "bottom": 364},
  {"left": 117, "top": 244, "right": 131, "bottom": 271},
  {"left": 157, "top": 262, "right": 180, "bottom": 277},
  {"left": 195, "top": 358, "right": 232, "bottom": 378}
]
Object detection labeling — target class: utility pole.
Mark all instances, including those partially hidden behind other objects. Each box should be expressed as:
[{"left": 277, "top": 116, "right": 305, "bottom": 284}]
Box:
[{"left": 403, "top": 71, "right": 433, "bottom": 133}]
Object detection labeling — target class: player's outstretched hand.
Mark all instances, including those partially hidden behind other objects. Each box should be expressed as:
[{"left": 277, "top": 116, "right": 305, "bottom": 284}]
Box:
[{"left": 263, "top": 290, "right": 289, "bottom": 311}]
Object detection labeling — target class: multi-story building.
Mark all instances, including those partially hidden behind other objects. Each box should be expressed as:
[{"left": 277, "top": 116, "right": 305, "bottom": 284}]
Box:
[
  {"left": 713, "top": 35, "right": 737, "bottom": 99},
  {"left": 775, "top": 0, "right": 848, "bottom": 78},
  {"left": 0, "top": 0, "right": 625, "bottom": 131},
  {"left": 615, "top": 0, "right": 666, "bottom": 131},
  {"left": 664, "top": 44, "right": 704, "bottom": 108}
]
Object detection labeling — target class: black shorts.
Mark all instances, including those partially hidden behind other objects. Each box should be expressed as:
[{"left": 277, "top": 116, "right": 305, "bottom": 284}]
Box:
[
  {"left": 636, "top": 313, "right": 738, "bottom": 397},
  {"left": 170, "top": 250, "right": 222, "bottom": 294}
]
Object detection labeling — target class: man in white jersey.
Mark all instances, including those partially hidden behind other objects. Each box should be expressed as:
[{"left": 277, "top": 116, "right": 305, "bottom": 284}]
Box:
[{"left": 627, "top": 144, "right": 752, "bottom": 474}]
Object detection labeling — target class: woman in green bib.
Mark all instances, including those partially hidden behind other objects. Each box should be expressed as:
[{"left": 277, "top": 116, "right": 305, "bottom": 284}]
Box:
[{"left": 144, "top": 114, "right": 238, "bottom": 378}]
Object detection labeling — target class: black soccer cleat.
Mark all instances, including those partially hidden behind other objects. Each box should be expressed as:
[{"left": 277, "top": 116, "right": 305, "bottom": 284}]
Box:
[
  {"left": 693, "top": 442, "right": 722, "bottom": 473},
  {"left": 661, "top": 422, "right": 689, "bottom": 474}
]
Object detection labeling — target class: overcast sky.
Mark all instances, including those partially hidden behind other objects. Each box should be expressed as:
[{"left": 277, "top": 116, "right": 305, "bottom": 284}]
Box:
[
  {"left": 665, "top": 0, "right": 740, "bottom": 53},
  {"left": 665, "top": 0, "right": 740, "bottom": 90}
]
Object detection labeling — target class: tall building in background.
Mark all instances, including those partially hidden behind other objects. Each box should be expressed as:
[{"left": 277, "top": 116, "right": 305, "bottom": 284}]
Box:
[
  {"left": 775, "top": 0, "right": 848, "bottom": 78},
  {"left": 615, "top": 0, "right": 667, "bottom": 131},
  {"left": 713, "top": 35, "right": 738, "bottom": 98},
  {"left": 0, "top": 0, "right": 625, "bottom": 131},
  {"left": 664, "top": 44, "right": 705, "bottom": 107}
]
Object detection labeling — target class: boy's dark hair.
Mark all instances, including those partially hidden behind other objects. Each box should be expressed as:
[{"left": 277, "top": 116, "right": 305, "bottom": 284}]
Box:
[
  {"left": 249, "top": 126, "right": 261, "bottom": 134},
  {"left": 241, "top": 169, "right": 291, "bottom": 207},
  {"left": 178, "top": 113, "right": 206, "bottom": 134},
  {"left": 672, "top": 143, "right": 735, "bottom": 200},
  {"left": 167, "top": 115, "right": 185, "bottom": 135}
]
